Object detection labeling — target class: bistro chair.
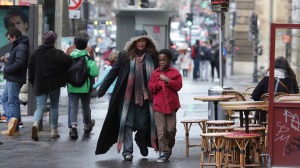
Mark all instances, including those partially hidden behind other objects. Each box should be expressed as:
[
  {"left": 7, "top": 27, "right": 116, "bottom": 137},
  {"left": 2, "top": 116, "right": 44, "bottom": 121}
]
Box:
[
  {"left": 275, "top": 94, "right": 300, "bottom": 102},
  {"left": 243, "top": 86, "right": 256, "bottom": 100},
  {"left": 221, "top": 90, "right": 255, "bottom": 122},
  {"left": 180, "top": 119, "right": 208, "bottom": 157}
]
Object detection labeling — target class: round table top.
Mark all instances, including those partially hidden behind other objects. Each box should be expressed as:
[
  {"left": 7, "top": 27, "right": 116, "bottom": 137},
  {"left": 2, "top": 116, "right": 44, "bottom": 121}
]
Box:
[
  {"left": 201, "top": 132, "right": 226, "bottom": 137},
  {"left": 234, "top": 127, "right": 266, "bottom": 132},
  {"left": 181, "top": 119, "right": 208, "bottom": 123},
  {"left": 207, "top": 120, "right": 235, "bottom": 125},
  {"left": 219, "top": 101, "right": 266, "bottom": 106},
  {"left": 220, "top": 104, "right": 268, "bottom": 111},
  {"left": 224, "top": 132, "right": 261, "bottom": 139},
  {"left": 207, "top": 126, "right": 235, "bottom": 131},
  {"left": 194, "top": 95, "right": 236, "bottom": 101}
]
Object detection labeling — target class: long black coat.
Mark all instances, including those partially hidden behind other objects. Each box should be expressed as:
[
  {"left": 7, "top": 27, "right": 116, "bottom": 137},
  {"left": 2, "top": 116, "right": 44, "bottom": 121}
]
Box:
[{"left": 95, "top": 51, "right": 158, "bottom": 155}]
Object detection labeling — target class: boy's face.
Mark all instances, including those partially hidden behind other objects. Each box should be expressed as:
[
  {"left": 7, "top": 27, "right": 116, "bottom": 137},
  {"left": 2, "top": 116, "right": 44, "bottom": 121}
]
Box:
[{"left": 158, "top": 54, "right": 171, "bottom": 71}]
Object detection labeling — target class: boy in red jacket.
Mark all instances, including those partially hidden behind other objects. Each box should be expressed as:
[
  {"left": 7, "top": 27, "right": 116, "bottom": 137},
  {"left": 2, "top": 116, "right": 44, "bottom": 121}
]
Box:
[{"left": 148, "top": 49, "right": 182, "bottom": 163}]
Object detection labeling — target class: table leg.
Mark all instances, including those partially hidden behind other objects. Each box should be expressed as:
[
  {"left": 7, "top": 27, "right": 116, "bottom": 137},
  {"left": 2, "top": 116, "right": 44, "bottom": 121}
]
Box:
[
  {"left": 244, "top": 111, "right": 249, "bottom": 133},
  {"left": 239, "top": 111, "right": 243, "bottom": 127},
  {"left": 214, "top": 101, "right": 218, "bottom": 120},
  {"left": 244, "top": 110, "right": 251, "bottom": 164}
]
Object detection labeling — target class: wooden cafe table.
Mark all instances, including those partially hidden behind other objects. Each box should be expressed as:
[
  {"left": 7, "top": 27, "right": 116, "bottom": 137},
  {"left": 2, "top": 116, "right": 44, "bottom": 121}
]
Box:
[
  {"left": 218, "top": 101, "right": 268, "bottom": 164},
  {"left": 194, "top": 95, "right": 236, "bottom": 120},
  {"left": 218, "top": 101, "right": 268, "bottom": 133}
]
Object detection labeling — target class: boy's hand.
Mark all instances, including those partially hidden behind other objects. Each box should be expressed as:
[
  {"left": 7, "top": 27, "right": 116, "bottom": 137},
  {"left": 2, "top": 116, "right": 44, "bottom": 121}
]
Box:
[{"left": 160, "top": 74, "right": 169, "bottom": 83}]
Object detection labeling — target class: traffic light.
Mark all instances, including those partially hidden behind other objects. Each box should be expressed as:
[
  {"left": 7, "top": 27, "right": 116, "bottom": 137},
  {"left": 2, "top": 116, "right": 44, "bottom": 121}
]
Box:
[
  {"left": 186, "top": 13, "right": 193, "bottom": 27},
  {"left": 249, "top": 12, "right": 258, "bottom": 35},
  {"left": 258, "top": 45, "right": 263, "bottom": 56}
]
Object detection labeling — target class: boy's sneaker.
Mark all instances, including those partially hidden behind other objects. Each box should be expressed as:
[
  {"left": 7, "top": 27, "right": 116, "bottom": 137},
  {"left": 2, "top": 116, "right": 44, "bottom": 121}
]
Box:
[
  {"left": 124, "top": 154, "right": 133, "bottom": 161},
  {"left": 70, "top": 127, "right": 78, "bottom": 139},
  {"left": 19, "top": 121, "right": 24, "bottom": 128},
  {"left": 0, "top": 115, "right": 6, "bottom": 123},
  {"left": 84, "top": 119, "right": 95, "bottom": 134},
  {"left": 157, "top": 152, "right": 167, "bottom": 163}
]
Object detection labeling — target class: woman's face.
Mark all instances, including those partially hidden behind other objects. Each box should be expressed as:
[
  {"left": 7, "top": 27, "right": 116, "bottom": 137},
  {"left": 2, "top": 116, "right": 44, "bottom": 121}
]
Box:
[{"left": 136, "top": 38, "right": 147, "bottom": 51}]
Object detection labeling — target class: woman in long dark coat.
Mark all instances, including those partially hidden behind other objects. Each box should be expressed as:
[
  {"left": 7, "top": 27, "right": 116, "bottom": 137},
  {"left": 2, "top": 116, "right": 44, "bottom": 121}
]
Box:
[{"left": 95, "top": 30, "right": 159, "bottom": 161}]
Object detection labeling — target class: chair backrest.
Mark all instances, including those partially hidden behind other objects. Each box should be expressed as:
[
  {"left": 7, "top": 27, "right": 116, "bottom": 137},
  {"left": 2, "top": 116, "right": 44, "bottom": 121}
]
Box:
[
  {"left": 275, "top": 94, "right": 300, "bottom": 102},
  {"left": 243, "top": 86, "right": 256, "bottom": 100},
  {"left": 260, "top": 93, "right": 269, "bottom": 101},
  {"left": 260, "top": 92, "right": 289, "bottom": 102},
  {"left": 244, "top": 86, "right": 256, "bottom": 92},
  {"left": 222, "top": 90, "right": 246, "bottom": 101}
]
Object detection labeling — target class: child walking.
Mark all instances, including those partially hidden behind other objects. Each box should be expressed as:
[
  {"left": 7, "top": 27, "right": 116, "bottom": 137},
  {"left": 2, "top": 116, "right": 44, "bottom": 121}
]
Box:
[
  {"left": 93, "top": 50, "right": 119, "bottom": 101},
  {"left": 67, "top": 37, "right": 99, "bottom": 139},
  {"left": 148, "top": 49, "right": 182, "bottom": 163},
  {"left": 175, "top": 43, "right": 191, "bottom": 77}
]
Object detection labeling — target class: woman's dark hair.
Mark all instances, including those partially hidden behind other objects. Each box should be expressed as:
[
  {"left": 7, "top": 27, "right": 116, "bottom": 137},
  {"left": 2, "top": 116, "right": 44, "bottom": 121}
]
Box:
[{"left": 275, "top": 56, "right": 296, "bottom": 79}]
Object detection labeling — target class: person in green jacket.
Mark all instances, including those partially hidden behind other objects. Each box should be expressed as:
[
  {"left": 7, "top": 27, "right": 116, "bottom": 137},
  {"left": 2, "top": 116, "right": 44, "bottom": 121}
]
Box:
[{"left": 67, "top": 37, "right": 99, "bottom": 139}]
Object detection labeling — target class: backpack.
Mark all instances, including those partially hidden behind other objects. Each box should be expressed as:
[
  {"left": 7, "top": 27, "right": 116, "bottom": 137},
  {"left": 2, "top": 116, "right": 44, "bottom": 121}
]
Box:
[
  {"left": 198, "top": 47, "right": 206, "bottom": 59},
  {"left": 191, "top": 45, "right": 199, "bottom": 59},
  {"left": 67, "top": 56, "right": 88, "bottom": 87}
]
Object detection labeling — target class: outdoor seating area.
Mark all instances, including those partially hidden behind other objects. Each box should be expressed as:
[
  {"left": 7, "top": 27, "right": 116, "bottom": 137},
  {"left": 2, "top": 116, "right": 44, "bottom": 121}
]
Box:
[{"left": 182, "top": 86, "right": 300, "bottom": 167}]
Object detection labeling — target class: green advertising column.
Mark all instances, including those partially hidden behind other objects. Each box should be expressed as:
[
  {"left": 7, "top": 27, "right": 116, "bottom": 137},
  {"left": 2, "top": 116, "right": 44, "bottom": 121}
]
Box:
[{"left": 113, "top": 8, "right": 176, "bottom": 51}]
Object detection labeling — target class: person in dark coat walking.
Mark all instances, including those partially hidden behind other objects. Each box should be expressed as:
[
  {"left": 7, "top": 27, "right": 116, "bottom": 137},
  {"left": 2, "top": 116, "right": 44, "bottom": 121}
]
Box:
[
  {"left": 191, "top": 40, "right": 200, "bottom": 79},
  {"left": 95, "top": 30, "right": 159, "bottom": 161},
  {"left": 0, "top": 27, "right": 29, "bottom": 136},
  {"left": 251, "top": 56, "right": 299, "bottom": 122},
  {"left": 28, "top": 31, "right": 72, "bottom": 140}
]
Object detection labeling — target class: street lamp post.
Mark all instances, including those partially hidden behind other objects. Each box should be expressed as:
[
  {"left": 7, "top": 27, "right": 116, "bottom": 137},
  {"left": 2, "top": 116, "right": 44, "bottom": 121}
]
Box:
[{"left": 211, "top": 0, "right": 229, "bottom": 87}]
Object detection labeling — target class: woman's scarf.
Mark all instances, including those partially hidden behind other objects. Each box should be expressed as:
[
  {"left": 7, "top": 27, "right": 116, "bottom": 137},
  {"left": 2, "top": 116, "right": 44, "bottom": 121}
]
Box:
[
  {"left": 265, "top": 68, "right": 288, "bottom": 79},
  {"left": 116, "top": 53, "right": 157, "bottom": 153}
]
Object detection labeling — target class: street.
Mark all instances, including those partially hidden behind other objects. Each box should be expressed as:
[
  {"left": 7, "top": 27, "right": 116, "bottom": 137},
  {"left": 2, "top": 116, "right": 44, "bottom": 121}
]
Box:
[{"left": 0, "top": 73, "right": 253, "bottom": 168}]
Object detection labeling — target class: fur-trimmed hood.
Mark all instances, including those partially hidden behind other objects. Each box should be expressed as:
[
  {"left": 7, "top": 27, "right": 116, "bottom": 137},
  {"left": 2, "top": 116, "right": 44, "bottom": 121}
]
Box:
[{"left": 123, "top": 35, "right": 158, "bottom": 60}]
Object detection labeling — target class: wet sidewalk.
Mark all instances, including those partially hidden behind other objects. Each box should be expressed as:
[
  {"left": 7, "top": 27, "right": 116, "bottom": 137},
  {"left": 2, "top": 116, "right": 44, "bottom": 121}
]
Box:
[{"left": 0, "top": 75, "right": 255, "bottom": 168}]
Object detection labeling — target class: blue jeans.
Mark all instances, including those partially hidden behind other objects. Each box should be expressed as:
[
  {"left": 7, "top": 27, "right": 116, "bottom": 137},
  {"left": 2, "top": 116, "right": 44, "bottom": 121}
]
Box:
[
  {"left": 33, "top": 88, "right": 60, "bottom": 129},
  {"left": 1, "top": 80, "right": 22, "bottom": 129},
  {"left": 68, "top": 93, "right": 71, "bottom": 128},
  {"left": 193, "top": 59, "right": 200, "bottom": 79}
]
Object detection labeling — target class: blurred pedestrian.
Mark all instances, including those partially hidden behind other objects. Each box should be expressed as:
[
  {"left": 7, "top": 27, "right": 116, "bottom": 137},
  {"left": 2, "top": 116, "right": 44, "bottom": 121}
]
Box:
[
  {"left": 251, "top": 56, "right": 299, "bottom": 123},
  {"left": 210, "top": 41, "right": 220, "bottom": 81},
  {"left": 169, "top": 41, "right": 178, "bottom": 66},
  {"left": 191, "top": 40, "right": 200, "bottom": 79},
  {"left": 93, "top": 50, "right": 119, "bottom": 101},
  {"left": 176, "top": 43, "right": 191, "bottom": 77},
  {"left": 67, "top": 37, "right": 99, "bottom": 139},
  {"left": 148, "top": 49, "right": 182, "bottom": 163},
  {"left": 29, "top": 31, "right": 72, "bottom": 140},
  {"left": 95, "top": 30, "right": 159, "bottom": 161},
  {"left": 199, "top": 41, "right": 211, "bottom": 81},
  {"left": 1, "top": 27, "right": 29, "bottom": 136},
  {"left": 65, "top": 30, "right": 94, "bottom": 58}
]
